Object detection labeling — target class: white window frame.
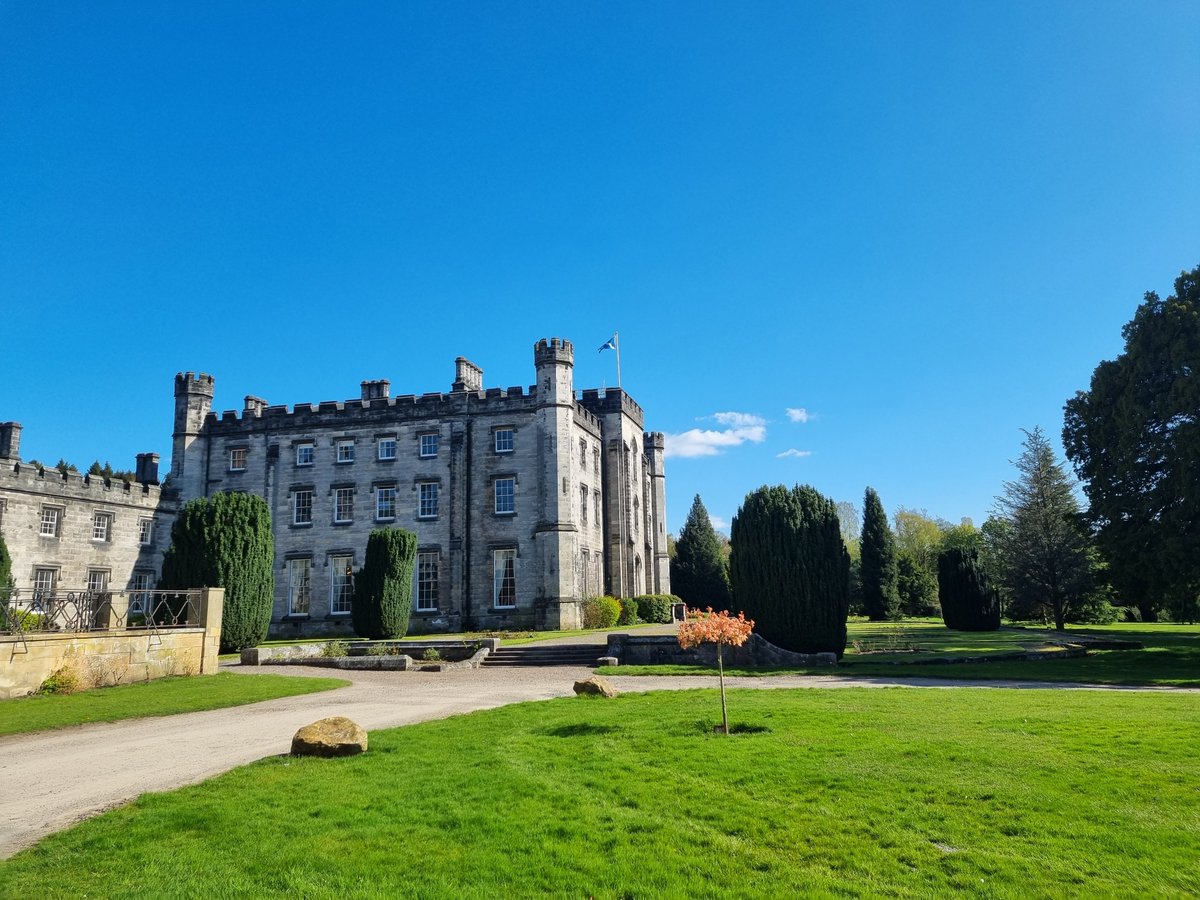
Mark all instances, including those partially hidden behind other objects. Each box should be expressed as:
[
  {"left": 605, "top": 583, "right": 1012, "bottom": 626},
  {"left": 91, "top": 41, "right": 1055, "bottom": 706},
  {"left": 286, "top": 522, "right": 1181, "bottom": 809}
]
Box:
[
  {"left": 418, "top": 482, "right": 439, "bottom": 519},
  {"left": 33, "top": 567, "right": 57, "bottom": 597},
  {"left": 293, "top": 490, "right": 314, "bottom": 526},
  {"left": 92, "top": 512, "right": 113, "bottom": 542},
  {"left": 419, "top": 433, "right": 439, "bottom": 458},
  {"left": 86, "top": 568, "right": 109, "bottom": 594},
  {"left": 138, "top": 517, "right": 153, "bottom": 545},
  {"left": 39, "top": 507, "right": 61, "bottom": 537},
  {"left": 377, "top": 437, "right": 397, "bottom": 461},
  {"left": 493, "top": 549, "right": 517, "bottom": 608},
  {"left": 129, "top": 572, "right": 153, "bottom": 614},
  {"left": 495, "top": 477, "right": 515, "bottom": 515},
  {"left": 416, "top": 551, "right": 439, "bottom": 612},
  {"left": 296, "top": 443, "right": 314, "bottom": 466},
  {"left": 329, "top": 555, "right": 354, "bottom": 615},
  {"left": 376, "top": 485, "right": 397, "bottom": 521},
  {"left": 336, "top": 440, "right": 356, "bottom": 464},
  {"left": 229, "top": 447, "right": 247, "bottom": 471},
  {"left": 494, "top": 428, "right": 514, "bottom": 453},
  {"left": 333, "top": 487, "right": 354, "bottom": 524},
  {"left": 287, "top": 558, "right": 312, "bottom": 615}
]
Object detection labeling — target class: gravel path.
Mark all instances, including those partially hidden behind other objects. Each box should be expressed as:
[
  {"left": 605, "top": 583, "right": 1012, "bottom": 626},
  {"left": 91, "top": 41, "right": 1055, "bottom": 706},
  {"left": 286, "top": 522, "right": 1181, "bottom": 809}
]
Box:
[{"left": 2, "top": 658, "right": 1195, "bottom": 860}]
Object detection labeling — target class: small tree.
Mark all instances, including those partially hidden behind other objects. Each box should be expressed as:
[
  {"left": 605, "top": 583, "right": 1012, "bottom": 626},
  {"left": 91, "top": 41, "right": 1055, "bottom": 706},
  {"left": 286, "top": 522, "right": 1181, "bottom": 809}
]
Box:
[
  {"left": 677, "top": 608, "right": 755, "bottom": 734},
  {"left": 860, "top": 487, "right": 901, "bottom": 621},
  {"left": 937, "top": 546, "right": 1001, "bottom": 631},
  {"left": 159, "top": 492, "right": 274, "bottom": 652},
  {"left": 671, "top": 494, "right": 732, "bottom": 611},
  {"left": 0, "top": 530, "right": 12, "bottom": 600},
  {"left": 352, "top": 528, "right": 418, "bottom": 639}
]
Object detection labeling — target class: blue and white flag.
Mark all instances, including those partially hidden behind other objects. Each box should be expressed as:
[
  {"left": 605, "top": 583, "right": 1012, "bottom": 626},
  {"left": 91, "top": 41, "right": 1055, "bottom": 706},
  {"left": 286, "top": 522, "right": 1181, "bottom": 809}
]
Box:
[{"left": 598, "top": 333, "right": 618, "bottom": 353}]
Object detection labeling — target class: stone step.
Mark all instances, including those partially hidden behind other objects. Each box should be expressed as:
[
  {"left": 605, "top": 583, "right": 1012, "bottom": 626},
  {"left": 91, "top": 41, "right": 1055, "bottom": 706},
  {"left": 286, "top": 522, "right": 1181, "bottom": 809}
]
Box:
[{"left": 482, "top": 644, "right": 607, "bottom": 667}]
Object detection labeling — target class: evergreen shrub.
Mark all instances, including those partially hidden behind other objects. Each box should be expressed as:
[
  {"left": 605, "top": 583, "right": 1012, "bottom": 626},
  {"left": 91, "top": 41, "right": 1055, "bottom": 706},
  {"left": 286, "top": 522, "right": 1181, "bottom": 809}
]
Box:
[
  {"left": 0, "top": 530, "right": 12, "bottom": 598},
  {"left": 937, "top": 547, "right": 1001, "bottom": 631},
  {"left": 352, "top": 528, "right": 418, "bottom": 640},
  {"left": 634, "top": 594, "right": 678, "bottom": 624},
  {"left": 582, "top": 595, "right": 621, "bottom": 629},
  {"left": 158, "top": 493, "right": 275, "bottom": 652},
  {"left": 729, "top": 484, "right": 850, "bottom": 657},
  {"left": 617, "top": 596, "right": 639, "bottom": 626}
]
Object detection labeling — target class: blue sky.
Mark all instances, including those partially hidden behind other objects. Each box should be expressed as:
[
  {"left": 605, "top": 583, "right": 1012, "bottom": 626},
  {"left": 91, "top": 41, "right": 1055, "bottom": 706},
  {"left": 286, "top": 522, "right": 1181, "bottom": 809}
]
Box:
[{"left": 2, "top": 2, "right": 1197, "bottom": 534}]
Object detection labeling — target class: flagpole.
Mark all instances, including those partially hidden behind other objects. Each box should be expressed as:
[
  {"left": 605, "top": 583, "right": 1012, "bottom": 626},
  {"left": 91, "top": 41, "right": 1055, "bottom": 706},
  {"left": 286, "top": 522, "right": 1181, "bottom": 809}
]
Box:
[{"left": 615, "top": 331, "right": 622, "bottom": 389}]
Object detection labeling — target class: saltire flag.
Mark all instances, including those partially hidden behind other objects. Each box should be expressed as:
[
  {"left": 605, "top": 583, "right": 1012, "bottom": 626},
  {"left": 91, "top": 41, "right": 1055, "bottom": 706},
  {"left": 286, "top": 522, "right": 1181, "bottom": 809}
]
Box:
[{"left": 598, "top": 333, "right": 618, "bottom": 353}]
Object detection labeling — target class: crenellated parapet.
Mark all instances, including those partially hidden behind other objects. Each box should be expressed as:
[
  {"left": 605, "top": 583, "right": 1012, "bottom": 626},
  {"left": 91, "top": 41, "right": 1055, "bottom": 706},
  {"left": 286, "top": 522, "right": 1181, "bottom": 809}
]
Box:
[
  {"left": 533, "top": 337, "right": 574, "bottom": 367},
  {"left": 2, "top": 459, "right": 172, "bottom": 505},
  {"left": 174, "top": 371, "right": 214, "bottom": 397},
  {"left": 577, "top": 388, "right": 645, "bottom": 428}
]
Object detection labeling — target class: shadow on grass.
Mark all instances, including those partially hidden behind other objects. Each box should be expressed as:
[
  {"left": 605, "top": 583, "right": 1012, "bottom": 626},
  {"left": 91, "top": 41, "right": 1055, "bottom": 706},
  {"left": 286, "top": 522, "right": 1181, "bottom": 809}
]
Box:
[{"left": 542, "top": 723, "right": 622, "bottom": 738}]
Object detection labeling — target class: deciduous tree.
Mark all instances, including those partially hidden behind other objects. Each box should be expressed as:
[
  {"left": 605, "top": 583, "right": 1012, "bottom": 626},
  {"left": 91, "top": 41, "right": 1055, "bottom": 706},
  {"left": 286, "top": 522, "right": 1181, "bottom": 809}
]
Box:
[
  {"left": 677, "top": 608, "right": 754, "bottom": 733},
  {"left": 1063, "top": 264, "right": 1200, "bottom": 621}
]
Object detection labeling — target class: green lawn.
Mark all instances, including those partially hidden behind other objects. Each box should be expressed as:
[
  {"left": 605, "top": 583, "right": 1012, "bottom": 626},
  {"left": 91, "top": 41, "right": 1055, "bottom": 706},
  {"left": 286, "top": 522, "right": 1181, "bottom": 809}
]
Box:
[
  {"left": 0, "top": 673, "right": 349, "bottom": 737},
  {"left": 2, "top": 688, "right": 1197, "bottom": 897},
  {"left": 601, "top": 622, "right": 1200, "bottom": 686}
]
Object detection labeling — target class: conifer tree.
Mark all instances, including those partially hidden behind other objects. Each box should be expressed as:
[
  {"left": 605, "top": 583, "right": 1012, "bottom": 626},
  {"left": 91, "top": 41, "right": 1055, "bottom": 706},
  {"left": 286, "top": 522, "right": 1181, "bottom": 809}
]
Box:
[
  {"left": 729, "top": 484, "right": 850, "bottom": 657},
  {"left": 0, "top": 530, "right": 12, "bottom": 597},
  {"left": 937, "top": 546, "right": 1001, "bottom": 631},
  {"left": 352, "top": 527, "right": 418, "bottom": 639},
  {"left": 671, "top": 494, "right": 732, "bottom": 611},
  {"left": 860, "top": 487, "right": 901, "bottom": 620},
  {"left": 159, "top": 492, "right": 275, "bottom": 652}
]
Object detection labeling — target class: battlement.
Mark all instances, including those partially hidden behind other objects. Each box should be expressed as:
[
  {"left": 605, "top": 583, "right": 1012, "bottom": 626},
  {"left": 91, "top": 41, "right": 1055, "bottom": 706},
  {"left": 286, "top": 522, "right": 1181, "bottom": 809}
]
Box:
[
  {"left": 534, "top": 337, "right": 574, "bottom": 367},
  {"left": 3, "top": 459, "right": 169, "bottom": 503},
  {"left": 644, "top": 431, "right": 666, "bottom": 451},
  {"left": 175, "top": 371, "right": 215, "bottom": 397},
  {"left": 577, "top": 388, "right": 645, "bottom": 427}
]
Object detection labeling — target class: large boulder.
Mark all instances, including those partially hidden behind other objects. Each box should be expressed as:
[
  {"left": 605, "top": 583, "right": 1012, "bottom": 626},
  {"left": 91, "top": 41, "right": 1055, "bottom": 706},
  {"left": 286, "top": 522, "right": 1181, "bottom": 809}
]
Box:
[
  {"left": 573, "top": 676, "right": 618, "bottom": 698},
  {"left": 291, "top": 716, "right": 368, "bottom": 757}
]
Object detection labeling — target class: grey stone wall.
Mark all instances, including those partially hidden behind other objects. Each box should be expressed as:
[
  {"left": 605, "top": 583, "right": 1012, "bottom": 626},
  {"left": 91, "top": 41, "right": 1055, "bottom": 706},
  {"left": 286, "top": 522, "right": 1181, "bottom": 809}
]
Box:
[{"left": 606, "top": 632, "right": 838, "bottom": 668}]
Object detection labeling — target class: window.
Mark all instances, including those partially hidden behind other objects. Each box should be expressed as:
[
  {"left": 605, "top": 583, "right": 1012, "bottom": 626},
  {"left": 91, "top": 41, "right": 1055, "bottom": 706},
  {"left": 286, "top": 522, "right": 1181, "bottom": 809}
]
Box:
[
  {"left": 494, "top": 428, "right": 514, "bottom": 453},
  {"left": 493, "top": 549, "right": 517, "bottom": 608},
  {"left": 633, "top": 497, "right": 640, "bottom": 535},
  {"left": 495, "top": 477, "right": 515, "bottom": 515},
  {"left": 579, "top": 438, "right": 587, "bottom": 465},
  {"left": 376, "top": 485, "right": 397, "bottom": 520},
  {"left": 416, "top": 552, "right": 439, "bottom": 612},
  {"left": 39, "top": 507, "right": 61, "bottom": 537},
  {"left": 293, "top": 490, "right": 314, "bottom": 526},
  {"left": 593, "top": 447, "right": 600, "bottom": 474},
  {"left": 287, "top": 558, "right": 312, "bottom": 615},
  {"left": 92, "top": 512, "right": 113, "bottom": 542},
  {"left": 594, "top": 490, "right": 601, "bottom": 524},
  {"left": 296, "top": 443, "right": 314, "bottom": 466},
  {"left": 229, "top": 448, "right": 247, "bottom": 471},
  {"left": 138, "top": 517, "right": 153, "bottom": 545},
  {"left": 130, "top": 572, "right": 153, "bottom": 614},
  {"left": 330, "top": 555, "right": 354, "bottom": 615},
  {"left": 336, "top": 440, "right": 355, "bottom": 464},
  {"left": 33, "top": 568, "right": 57, "bottom": 597},
  {"left": 419, "top": 433, "right": 439, "bottom": 458},
  {"left": 580, "top": 549, "right": 590, "bottom": 595},
  {"left": 334, "top": 487, "right": 354, "bottom": 523},
  {"left": 87, "top": 569, "right": 109, "bottom": 594},
  {"left": 580, "top": 484, "right": 589, "bottom": 524},
  {"left": 418, "top": 482, "right": 439, "bottom": 519},
  {"left": 378, "top": 437, "right": 397, "bottom": 461}
]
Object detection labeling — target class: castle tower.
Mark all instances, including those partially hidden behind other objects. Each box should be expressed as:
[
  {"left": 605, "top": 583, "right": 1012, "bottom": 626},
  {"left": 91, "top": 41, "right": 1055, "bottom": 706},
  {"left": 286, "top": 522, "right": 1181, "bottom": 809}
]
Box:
[
  {"left": 532, "top": 338, "right": 580, "bottom": 628},
  {"left": 172, "top": 372, "right": 214, "bottom": 499},
  {"left": 645, "top": 431, "right": 670, "bottom": 594}
]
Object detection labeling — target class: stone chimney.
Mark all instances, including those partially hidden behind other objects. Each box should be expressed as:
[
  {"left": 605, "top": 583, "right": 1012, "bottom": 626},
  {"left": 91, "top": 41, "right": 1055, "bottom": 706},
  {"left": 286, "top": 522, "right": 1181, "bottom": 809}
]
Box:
[
  {"left": 361, "top": 380, "right": 390, "bottom": 401},
  {"left": 452, "top": 357, "right": 483, "bottom": 392},
  {"left": 135, "top": 452, "right": 160, "bottom": 485},
  {"left": 0, "top": 422, "right": 22, "bottom": 461}
]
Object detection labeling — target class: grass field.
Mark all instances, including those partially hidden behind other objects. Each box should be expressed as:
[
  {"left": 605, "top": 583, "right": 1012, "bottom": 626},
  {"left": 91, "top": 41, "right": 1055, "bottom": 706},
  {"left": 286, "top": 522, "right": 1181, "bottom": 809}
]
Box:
[
  {"left": 0, "top": 673, "right": 349, "bottom": 737},
  {"left": 2, "top": 687, "right": 1197, "bottom": 897},
  {"left": 600, "top": 622, "right": 1200, "bottom": 687}
]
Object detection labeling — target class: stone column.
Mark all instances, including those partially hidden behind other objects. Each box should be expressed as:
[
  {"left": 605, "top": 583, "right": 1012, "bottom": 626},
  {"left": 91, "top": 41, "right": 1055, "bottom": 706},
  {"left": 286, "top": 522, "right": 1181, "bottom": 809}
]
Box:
[{"left": 199, "top": 587, "right": 225, "bottom": 674}]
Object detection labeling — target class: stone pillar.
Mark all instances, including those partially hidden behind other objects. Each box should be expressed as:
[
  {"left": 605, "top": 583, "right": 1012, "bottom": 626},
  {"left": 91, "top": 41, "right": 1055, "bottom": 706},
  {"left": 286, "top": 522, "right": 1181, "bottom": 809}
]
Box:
[{"left": 199, "top": 587, "right": 225, "bottom": 674}]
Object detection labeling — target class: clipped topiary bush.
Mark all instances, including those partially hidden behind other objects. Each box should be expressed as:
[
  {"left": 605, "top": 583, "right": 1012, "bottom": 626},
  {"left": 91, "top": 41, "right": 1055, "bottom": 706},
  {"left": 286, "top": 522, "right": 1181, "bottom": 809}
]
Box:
[
  {"left": 634, "top": 594, "right": 680, "bottom": 624},
  {"left": 617, "top": 596, "right": 639, "bottom": 626},
  {"left": 582, "top": 595, "right": 621, "bottom": 629},
  {"left": 729, "top": 484, "right": 851, "bottom": 658},
  {"left": 937, "top": 546, "right": 1001, "bottom": 631},
  {"left": 353, "top": 528, "right": 418, "bottom": 640},
  {"left": 158, "top": 492, "right": 275, "bottom": 652}
]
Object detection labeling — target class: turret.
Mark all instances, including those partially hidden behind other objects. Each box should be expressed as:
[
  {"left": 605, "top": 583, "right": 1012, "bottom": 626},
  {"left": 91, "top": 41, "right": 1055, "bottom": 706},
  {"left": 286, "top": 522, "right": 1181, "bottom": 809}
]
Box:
[
  {"left": 534, "top": 337, "right": 574, "bottom": 406},
  {"left": 173, "top": 372, "right": 214, "bottom": 497}
]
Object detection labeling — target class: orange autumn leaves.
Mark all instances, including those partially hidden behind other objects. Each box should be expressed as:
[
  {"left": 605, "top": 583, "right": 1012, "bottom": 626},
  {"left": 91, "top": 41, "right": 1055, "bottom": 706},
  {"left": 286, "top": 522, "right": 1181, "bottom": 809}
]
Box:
[{"left": 677, "top": 608, "right": 755, "bottom": 650}]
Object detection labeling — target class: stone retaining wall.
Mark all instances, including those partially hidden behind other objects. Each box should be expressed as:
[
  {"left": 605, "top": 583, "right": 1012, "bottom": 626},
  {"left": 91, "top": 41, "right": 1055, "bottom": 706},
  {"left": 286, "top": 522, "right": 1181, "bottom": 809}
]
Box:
[{"left": 606, "top": 632, "right": 838, "bottom": 668}]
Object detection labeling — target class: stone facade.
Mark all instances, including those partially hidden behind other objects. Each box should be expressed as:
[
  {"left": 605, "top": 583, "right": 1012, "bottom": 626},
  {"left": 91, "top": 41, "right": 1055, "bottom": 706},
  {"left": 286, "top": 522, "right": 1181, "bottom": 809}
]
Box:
[
  {"left": 173, "top": 337, "right": 669, "bottom": 637},
  {"left": 0, "top": 423, "right": 177, "bottom": 600}
]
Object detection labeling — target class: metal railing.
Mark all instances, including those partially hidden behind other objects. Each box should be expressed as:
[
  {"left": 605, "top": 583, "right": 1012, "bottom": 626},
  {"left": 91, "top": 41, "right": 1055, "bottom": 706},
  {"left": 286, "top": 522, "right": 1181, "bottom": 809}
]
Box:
[{"left": 1, "top": 588, "right": 203, "bottom": 637}]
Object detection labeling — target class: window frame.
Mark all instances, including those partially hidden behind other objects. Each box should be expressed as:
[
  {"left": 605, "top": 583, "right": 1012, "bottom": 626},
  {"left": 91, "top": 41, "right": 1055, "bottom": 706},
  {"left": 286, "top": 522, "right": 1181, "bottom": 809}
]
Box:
[
  {"left": 418, "top": 481, "right": 439, "bottom": 519},
  {"left": 493, "top": 548, "right": 517, "bottom": 608},
  {"left": 33, "top": 567, "right": 58, "bottom": 597},
  {"left": 296, "top": 443, "right": 315, "bottom": 467},
  {"left": 129, "top": 571, "right": 153, "bottom": 614},
  {"left": 92, "top": 511, "right": 113, "bottom": 542},
  {"left": 336, "top": 439, "right": 356, "bottom": 464},
  {"left": 138, "top": 517, "right": 153, "bottom": 545},
  {"left": 293, "top": 489, "right": 314, "bottom": 526},
  {"left": 228, "top": 447, "right": 247, "bottom": 472},
  {"left": 494, "top": 428, "right": 514, "bottom": 454},
  {"left": 329, "top": 554, "right": 354, "bottom": 616},
  {"left": 377, "top": 436, "right": 397, "bottom": 461},
  {"left": 287, "top": 557, "right": 312, "bottom": 616},
  {"left": 418, "top": 432, "right": 439, "bottom": 458},
  {"left": 416, "top": 551, "right": 439, "bottom": 612},
  {"left": 333, "top": 487, "right": 354, "bottom": 524},
  {"left": 39, "top": 506, "right": 61, "bottom": 538},
  {"left": 376, "top": 485, "right": 397, "bottom": 521},
  {"left": 494, "top": 477, "right": 516, "bottom": 515}
]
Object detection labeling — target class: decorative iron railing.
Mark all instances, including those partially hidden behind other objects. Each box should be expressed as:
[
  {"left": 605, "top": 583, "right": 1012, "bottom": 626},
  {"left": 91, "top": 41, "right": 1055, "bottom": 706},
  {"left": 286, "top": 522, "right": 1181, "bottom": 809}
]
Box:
[{"left": 0, "top": 589, "right": 203, "bottom": 637}]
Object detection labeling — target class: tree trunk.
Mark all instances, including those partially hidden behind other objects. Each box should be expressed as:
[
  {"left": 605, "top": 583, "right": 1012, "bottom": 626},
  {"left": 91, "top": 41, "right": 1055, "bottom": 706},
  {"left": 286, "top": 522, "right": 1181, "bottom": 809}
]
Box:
[{"left": 717, "top": 643, "right": 729, "bottom": 734}]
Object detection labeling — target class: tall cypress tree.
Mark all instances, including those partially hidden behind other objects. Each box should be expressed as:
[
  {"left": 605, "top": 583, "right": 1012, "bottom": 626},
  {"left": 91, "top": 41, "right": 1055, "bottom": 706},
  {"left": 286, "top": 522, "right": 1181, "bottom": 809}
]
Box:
[
  {"left": 671, "top": 494, "right": 732, "bottom": 611},
  {"left": 729, "top": 484, "right": 850, "bottom": 657},
  {"left": 159, "top": 492, "right": 275, "bottom": 652},
  {"left": 938, "top": 546, "right": 1001, "bottom": 631},
  {"left": 860, "top": 487, "right": 901, "bottom": 621},
  {"left": 352, "top": 528, "right": 418, "bottom": 639}
]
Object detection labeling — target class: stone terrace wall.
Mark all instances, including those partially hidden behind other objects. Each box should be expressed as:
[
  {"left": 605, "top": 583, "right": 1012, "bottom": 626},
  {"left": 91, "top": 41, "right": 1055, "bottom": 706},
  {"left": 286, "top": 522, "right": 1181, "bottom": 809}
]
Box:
[{"left": 606, "top": 632, "right": 837, "bottom": 668}]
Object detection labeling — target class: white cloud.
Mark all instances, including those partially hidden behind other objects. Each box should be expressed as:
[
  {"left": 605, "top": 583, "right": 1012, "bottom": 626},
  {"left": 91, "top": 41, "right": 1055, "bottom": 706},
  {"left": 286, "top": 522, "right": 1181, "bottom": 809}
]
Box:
[
  {"left": 710, "top": 516, "right": 730, "bottom": 533},
  {"left": 785, "top": 407, "right": 810, "bottom": 424},
  {"left": 663, "top": 411, "right": 767, "bottom": 459},
  {"left": 776, "top": 448, "right": 813, "bottom": 459}
]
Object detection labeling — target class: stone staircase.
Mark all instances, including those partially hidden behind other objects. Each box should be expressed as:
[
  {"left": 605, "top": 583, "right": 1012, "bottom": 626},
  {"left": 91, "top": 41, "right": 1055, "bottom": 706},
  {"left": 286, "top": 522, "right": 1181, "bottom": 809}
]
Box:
[{"left": 482, "top": 643, "right": 608, "bottom": 668}]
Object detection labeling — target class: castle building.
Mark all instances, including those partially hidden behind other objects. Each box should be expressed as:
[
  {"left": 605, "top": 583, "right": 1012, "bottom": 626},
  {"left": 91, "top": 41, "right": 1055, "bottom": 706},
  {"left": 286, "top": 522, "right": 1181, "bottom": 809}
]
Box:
[
  {"left": 0, "top": 421, "right": 178, "bottom": 606},
  {"left": 172, "top": 338, "right": 669, "bottom": 636}
]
